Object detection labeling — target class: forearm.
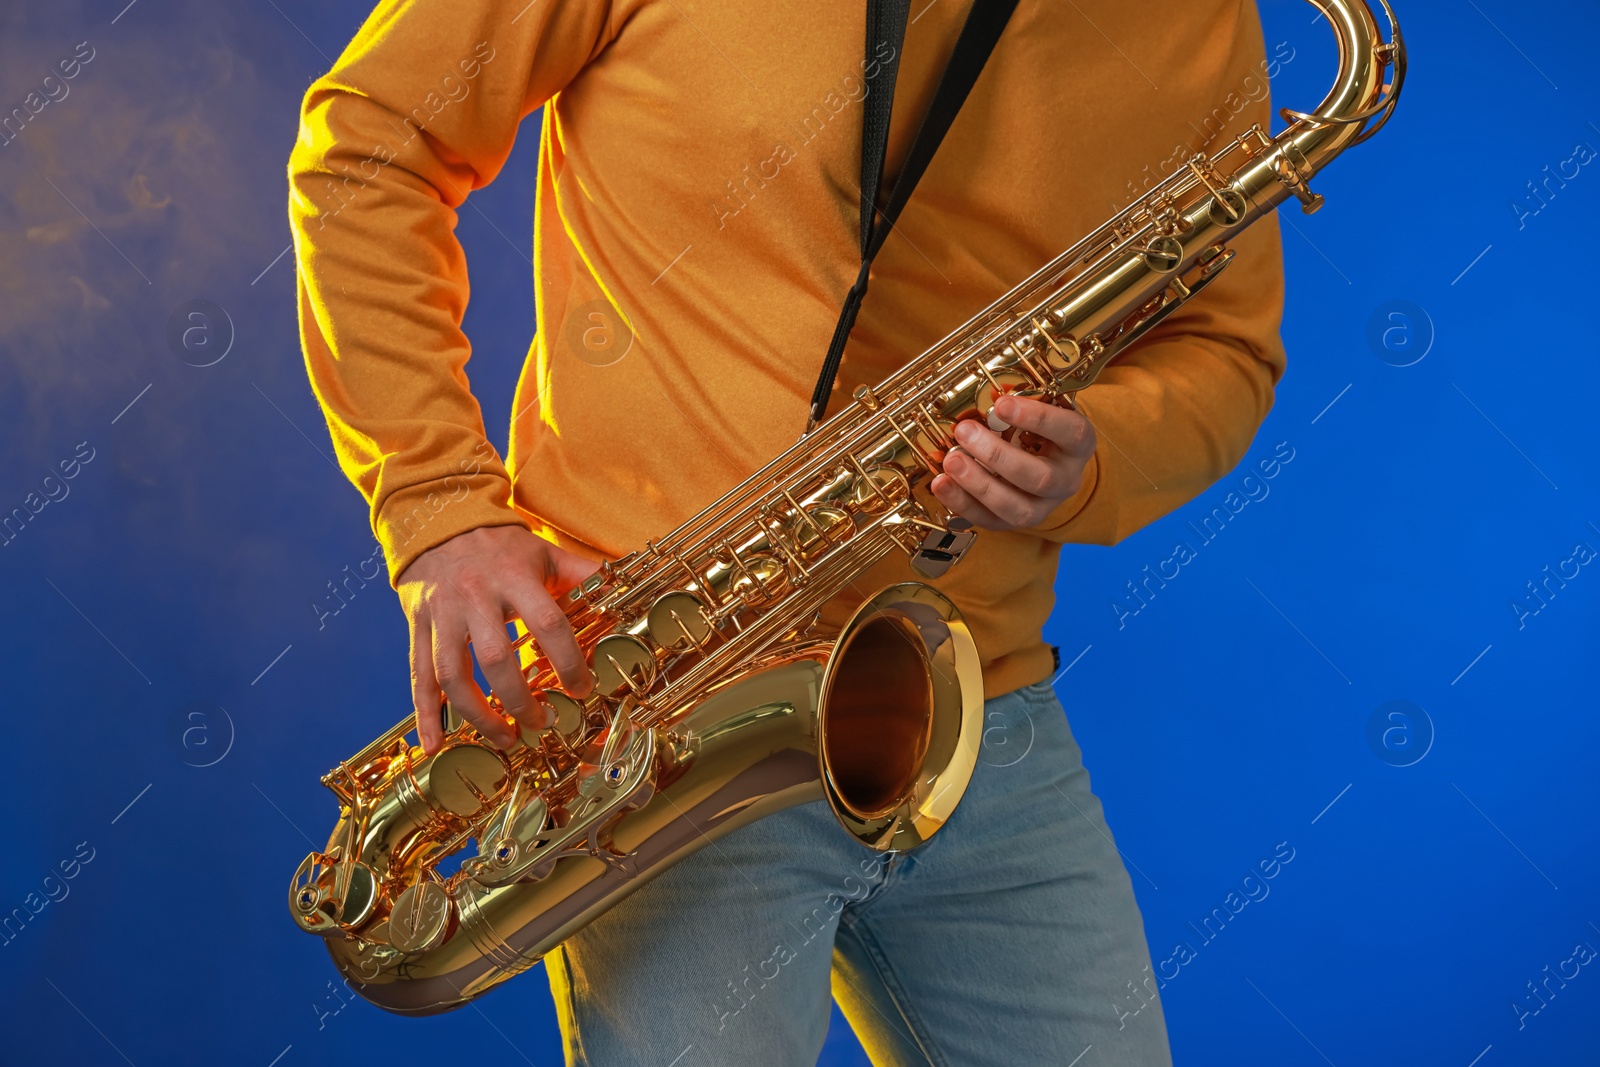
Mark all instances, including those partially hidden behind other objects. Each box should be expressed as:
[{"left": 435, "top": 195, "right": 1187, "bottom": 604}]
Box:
[{"left": 287, "top": 0, "right": 616, "bottom": 585}]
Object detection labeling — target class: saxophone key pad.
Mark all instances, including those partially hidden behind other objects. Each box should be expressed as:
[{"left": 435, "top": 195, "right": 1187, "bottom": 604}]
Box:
[
  {"left": 424, "top": 744, "right": 510, "bottom": 817},
  {"left": 845, "top": 465, "right": 908, "bottom": 513},
  {"left": 592, "top": 634, "right": 658, "bottom": 696},
  {"left": 789, "top": 505, "right": 852, "bottom": 559},
  {"left": 728, "top": 554, "right": 787, "bottom": 602},
  {"left": 387, "top": 880, "right": 453, "bottom": 955},
  {"left": 974, "top": 371, "right": 1032, "bottom": 432},
  {"left": 1142, "top": 235, "right": 1184, "bottom": 273},
  {"left": 1208, "top": 186, "right": 1248, "bottom": 227},
  {"left": 523, "top": 691, "right": 587, "bottom": 745},
  {"left": 646, "top": 591, "right": 712, "bottom": 650}
]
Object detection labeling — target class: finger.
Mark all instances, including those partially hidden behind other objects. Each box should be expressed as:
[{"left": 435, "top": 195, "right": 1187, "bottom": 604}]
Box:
[
  {"left": 942, "top": 448, "right": 1053, "bottom": 529},
  {"left": 995, "top": 395, "right": 1095, "bottom": 457},
  {"left": 522, "top": 691, "right": 558, "bottom": 732},
  {"left": 930, "top": 471, "right": 1009, "bottom": 530},
  {"left": 506, "top": 581, "right": 595, "bottom": 699},
  {"left": 951, "top": 418, "right": 1064, "bottom": 499},
  {"left": 462, "top": 604, "right": 536, "bottom": 731},
  {"left": 430, "top": 612, "right": 516, "bottom": 749},
  {"left": 409, "top": 613, "right": 446, "bottom": 757},
  {"left": 544, "top": 546, "right": 605, "bottom": 599}
]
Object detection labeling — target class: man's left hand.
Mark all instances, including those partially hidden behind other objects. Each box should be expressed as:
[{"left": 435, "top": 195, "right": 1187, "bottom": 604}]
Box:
[{"left": 930, "top": 394, "right": 1096, "bottom": 531}]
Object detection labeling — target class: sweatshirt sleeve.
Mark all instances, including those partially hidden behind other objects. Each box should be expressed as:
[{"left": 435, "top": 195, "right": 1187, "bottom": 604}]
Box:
[
  {"left": 288, "top": 0, "right": 616, "bottom": 587},
  {"left": 1028, "top": 209, "right": 1288, "bottom": 546},
  {"left": 1021, "top": 0, "right": 1290, "bottom": 548}
]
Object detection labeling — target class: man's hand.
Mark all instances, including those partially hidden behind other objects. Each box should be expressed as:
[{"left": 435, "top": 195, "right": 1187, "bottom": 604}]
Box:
[
  {"left": 397, "top": 525, "right": 599, "bottom": 756},
  {"left": 930, "top": 394, "right": 1096, "bottom": 531}
]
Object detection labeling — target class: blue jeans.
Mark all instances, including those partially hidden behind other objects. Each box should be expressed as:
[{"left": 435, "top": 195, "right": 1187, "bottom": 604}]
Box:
[{"left": 547, "top": 679, "right": 1172, "bottom": 1066}]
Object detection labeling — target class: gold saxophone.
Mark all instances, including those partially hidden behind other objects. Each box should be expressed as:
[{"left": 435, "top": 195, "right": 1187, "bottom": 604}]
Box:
[{"left": 289, "top": 0, "right": 1404, "bottom": 1014}]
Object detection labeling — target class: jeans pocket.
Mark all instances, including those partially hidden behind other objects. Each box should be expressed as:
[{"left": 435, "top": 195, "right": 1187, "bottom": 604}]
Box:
[
  {"left": 1016, "top": 679, "right": 1085, "bottom": 767},
  {"left": 976, "top": 691, "right": 1038, "bottom": 771}
]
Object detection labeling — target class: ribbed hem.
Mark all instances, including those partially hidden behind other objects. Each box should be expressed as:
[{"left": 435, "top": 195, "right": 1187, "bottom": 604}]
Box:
[{"left": 979, "top": 641, "right": 1057, "bottom": 701}]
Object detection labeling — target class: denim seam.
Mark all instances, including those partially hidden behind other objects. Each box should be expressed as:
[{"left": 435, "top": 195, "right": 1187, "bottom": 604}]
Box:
[
  {"left": 548, "top": 945, "right": 589, "bottom": 1067},
  {"left": 850, "top": 850, "right": 911, "bottom": 912},
  {"left": 837, "top": 911, "right": 949, "bottom": 1067},
  {"left": 905, "top": 814, "right": 947, "bottom": 865}
]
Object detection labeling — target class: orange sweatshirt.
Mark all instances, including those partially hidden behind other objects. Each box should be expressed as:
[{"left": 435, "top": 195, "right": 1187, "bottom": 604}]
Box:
[{"left": 289, "top": 0, "right": 1287, "bottom": 699}]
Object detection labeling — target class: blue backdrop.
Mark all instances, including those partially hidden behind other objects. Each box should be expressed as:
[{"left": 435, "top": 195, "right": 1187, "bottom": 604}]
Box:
[{"left": 2, "top": 1, "right": 1595, "bottom": 1064}]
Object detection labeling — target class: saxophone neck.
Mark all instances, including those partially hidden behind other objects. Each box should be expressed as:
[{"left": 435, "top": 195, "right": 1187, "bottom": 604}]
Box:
[{"left": 1284, "top": 0, "right": 1406, "bottom": 173}]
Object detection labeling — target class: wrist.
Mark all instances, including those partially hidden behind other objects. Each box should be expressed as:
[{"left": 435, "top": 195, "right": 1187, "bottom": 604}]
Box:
[{"left": 376, "top": 477, "right": 527, "bottom": 589}]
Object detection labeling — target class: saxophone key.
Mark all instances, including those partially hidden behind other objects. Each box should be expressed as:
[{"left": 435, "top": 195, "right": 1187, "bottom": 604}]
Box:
[
  {"left": 724, "top": 551, "right": 787, "bottom": 603},
  {"left": 788, "top": 504, "right": 853, "bottom": 559},
  {"left": 439, "top": 696, "right": 463, "bottom": 734},
  {"left": 972, "top": 370, "right": 1033, "bottom": 432},
  {"left": 387, "top": 879, "right": 454, "bottom": 955},
  {"left": 909, "top": 522, "right": 978, "bottom": 579},
  {"left": 1142, "top": 235, "right": 1184, "bottom": 273},
  {"left": 907, "top": 405, "right": 956, "bottom": 462},
  {"left": 1208, "top": 186, "right": 1249, "bottom": 227},
  {"left": 422, "top": 743, "right": 510, "bottom": 817},
  {"left": 1028, "top": 318, "right": 1083, "bottom": 380},
  {"left": 289, "top": 853, "right": 378, "bottom": 934},
  {"left": 844, "top": 459, "right": 909, "bottom": 514},
  {"left": 592, "top": 633, "right": 658, "bottom": 696},
  {"left": 646, "top": 590, "right": 713, "bottom": 650},
  {"left": 472, "top": 789, "right": 553, "bottom": 888},
  {"left": 522, "top": 690, "right": 588, "bottom": 745}
]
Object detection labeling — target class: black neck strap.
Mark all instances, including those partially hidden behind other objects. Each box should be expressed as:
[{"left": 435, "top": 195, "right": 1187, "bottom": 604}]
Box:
[{"left": 807, "top": 0, "right": 1019, "bottom": 432}]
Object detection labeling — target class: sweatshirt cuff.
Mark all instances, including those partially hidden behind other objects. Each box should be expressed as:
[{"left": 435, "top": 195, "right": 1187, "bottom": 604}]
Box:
[{"left": 374, "top": 473, "right": 529, "bottom": 588}]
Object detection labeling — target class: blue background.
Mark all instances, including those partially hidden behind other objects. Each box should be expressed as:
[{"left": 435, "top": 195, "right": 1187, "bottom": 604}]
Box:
[{"left": 1, "top": 1, "right": 1596, "bottom": 1064}]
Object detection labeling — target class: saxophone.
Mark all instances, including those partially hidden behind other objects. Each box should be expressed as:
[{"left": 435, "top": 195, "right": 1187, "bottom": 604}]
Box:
[{"left": 289, "top": 0, "right": 1404, "bottom": 1014}]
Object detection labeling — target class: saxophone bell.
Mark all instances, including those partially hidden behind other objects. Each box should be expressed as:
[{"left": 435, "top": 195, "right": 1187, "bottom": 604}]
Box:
[{"left": 818, "top": 583, "right": 984, "bottom": 852}]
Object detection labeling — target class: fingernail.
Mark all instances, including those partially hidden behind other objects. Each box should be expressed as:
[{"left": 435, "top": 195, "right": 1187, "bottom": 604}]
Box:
[
  {"left": 945, "top": 451, "right": 966, "bottom": 474},
  {"left": 995, "top": 395, "right": 1017, "bottom": 420},
  {"left": 954, "top": 421, "right": 979, "bottom": 445}
]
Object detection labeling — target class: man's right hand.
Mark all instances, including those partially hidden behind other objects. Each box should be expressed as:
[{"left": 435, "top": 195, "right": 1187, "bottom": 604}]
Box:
[{"left": 396, "top": 524, "right": 599, "bottom": 756}]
